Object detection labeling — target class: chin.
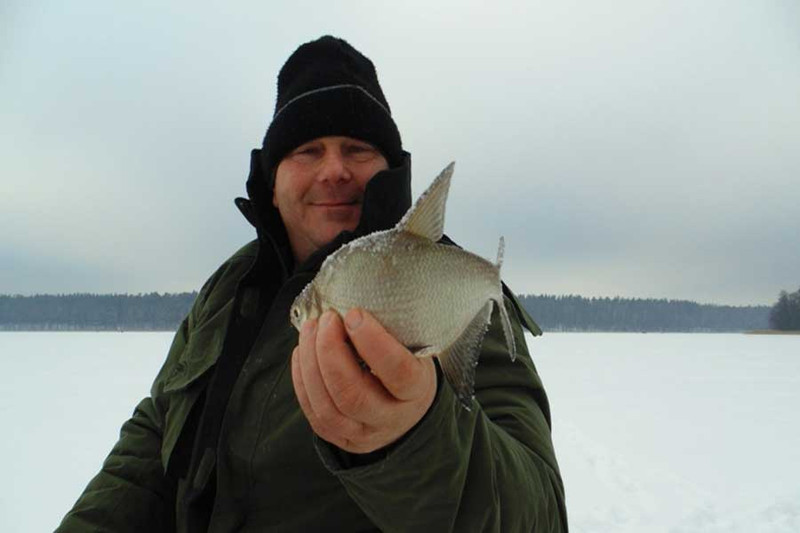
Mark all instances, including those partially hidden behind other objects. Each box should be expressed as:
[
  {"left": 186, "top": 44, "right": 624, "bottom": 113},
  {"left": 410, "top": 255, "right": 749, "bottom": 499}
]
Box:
[{"left": 324, "top": 224, "right": 355, "bottom": 242}]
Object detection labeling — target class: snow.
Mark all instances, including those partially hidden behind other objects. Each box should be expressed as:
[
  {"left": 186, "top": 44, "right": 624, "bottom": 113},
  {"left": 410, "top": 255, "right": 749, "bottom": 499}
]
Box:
[
  {"left": 533, "top": 333, "right": 800, "bottom": 532},
  {"left": 1, "top": 331, "right": 798, "bottom": 532},
  {"left": 0, "top": 332, "right": 172, "bottom": 533}
]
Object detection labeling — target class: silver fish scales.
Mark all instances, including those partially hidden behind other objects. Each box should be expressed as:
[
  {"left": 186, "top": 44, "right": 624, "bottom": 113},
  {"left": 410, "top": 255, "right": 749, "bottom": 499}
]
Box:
[{"left": 290, "top": 162, "right": 517, "bottom": 407}]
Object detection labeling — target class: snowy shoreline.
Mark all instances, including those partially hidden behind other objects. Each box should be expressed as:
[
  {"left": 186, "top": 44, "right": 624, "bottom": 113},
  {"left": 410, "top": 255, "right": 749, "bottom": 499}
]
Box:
[{"left": 2, "top": 332, "right": 798, "bottom": 532}]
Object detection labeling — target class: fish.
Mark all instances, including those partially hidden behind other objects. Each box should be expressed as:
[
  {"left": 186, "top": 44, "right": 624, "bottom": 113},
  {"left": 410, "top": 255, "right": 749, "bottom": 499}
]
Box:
[{"left": 290, "top": 162, "right": 517, "bottom": 407}]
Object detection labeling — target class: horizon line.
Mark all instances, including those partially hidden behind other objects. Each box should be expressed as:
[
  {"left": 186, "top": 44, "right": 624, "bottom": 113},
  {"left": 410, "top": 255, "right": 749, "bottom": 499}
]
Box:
[{"left": 0, "top": 291, "right": 773, "bottom": 309}]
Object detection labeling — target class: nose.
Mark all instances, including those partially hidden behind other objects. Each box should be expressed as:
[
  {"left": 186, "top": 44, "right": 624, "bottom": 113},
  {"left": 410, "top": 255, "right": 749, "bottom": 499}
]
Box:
[{"left": 317, "top": 150, "right": 352, "bottom": 183}]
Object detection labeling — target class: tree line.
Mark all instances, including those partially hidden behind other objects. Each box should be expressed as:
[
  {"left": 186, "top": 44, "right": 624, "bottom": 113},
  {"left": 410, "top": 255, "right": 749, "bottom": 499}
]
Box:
[
  {"left": 0, "top": 292, "right": 773, "bottom": 332},
  {"left": 516, "top": 294, "right": 769, "bottom": 332},
  {"left": 0, "top": 293, "right": 197, "bottom": 331},
  {"left": 769, "top": 287, "right": 800, "bottom": 331}
]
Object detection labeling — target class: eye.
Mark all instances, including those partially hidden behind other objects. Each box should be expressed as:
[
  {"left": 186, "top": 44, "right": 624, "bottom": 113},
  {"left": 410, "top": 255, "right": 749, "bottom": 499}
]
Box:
[
  {"left": 289, "top": 143, "right": 323, "bottom": 160},
  {"left": 345, "top": 142, "right": 379, "bottom": 161}
]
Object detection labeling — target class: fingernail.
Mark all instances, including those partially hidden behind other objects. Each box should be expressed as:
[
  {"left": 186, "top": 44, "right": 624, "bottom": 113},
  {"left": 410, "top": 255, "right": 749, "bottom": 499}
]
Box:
[
  {"left": 321, "top": 310, "right": 335, "bottom": 327},
  {"left": 345, "top": 308, "right": 362, "bottom": 330}
]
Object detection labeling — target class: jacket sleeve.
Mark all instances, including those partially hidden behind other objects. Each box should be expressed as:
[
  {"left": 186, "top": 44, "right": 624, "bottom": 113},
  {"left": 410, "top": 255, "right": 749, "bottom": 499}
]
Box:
[
  {"left": 316, "top": 296, "right": 568, "bottom": 532},
  {"left": 56, "top": 243, "right": 256, "bottom": 532},
  {"left": 55, "top": 319, "right": 191, "bottom": 533}
]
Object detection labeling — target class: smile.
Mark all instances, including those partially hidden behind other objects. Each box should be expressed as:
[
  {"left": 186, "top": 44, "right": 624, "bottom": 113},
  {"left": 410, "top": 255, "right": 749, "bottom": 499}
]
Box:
[{"left": 311, "top": 200, "right": 360, "bottom": 207}]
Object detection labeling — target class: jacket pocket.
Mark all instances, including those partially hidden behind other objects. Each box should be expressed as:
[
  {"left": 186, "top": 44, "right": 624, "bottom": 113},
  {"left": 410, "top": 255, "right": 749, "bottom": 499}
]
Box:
[
  {"left": 160, "top": 307, "right": 232, "bottom": 472},
  {"left": 164, "top": 309, "right": 230, "bottom": 393}
]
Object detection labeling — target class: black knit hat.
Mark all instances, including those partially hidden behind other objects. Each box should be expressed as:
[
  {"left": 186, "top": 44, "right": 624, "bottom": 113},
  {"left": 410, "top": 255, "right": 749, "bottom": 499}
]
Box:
[{"left": 261, "top": 36, "right": 403, "bottom": 183}]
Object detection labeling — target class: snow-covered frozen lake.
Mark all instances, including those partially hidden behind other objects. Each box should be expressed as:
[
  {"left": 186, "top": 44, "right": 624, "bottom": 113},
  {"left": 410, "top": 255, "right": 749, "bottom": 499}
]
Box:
[{"left": 1, "top": 332, "right": 798, "bottom": 532}]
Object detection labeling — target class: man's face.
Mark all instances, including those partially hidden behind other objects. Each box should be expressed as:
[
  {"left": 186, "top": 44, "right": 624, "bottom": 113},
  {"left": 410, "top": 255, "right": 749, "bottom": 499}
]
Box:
[{"left": 273, "top": 136, "right": 389, "bottom": 263}]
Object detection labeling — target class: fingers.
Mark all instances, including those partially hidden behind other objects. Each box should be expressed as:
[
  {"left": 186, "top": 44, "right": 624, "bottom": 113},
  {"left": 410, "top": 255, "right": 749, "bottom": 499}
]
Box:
[
  {"left": 344, "top": 308, "right": 435, "bottom": 402},
  {"left": 292, "top": 319, "right": 364, "bottom": 442},
  {"left": 314, "top": 311, "right": 389, "bottom": 419},
  {"left": 292, "top": 346, "right": 362, "bottom": 451},
  {"left": 290, "top": 309, "right": 437, "bottom": 454}
]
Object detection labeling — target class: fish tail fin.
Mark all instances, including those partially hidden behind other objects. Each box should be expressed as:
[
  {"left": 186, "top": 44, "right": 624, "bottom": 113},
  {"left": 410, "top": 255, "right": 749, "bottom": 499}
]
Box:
[{"left": 496, "top": 236, "right": 505, "bottom": 269}]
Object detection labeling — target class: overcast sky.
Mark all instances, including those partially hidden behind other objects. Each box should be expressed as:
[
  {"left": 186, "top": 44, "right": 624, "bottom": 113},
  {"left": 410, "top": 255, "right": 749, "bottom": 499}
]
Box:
[{"left": 2, "top": 0, "right": 798, "bottom": 305}]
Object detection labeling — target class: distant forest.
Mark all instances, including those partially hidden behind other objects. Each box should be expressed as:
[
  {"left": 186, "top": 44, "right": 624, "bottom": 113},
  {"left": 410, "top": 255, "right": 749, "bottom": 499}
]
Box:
[
  {"left": 0, "top": 292, "right": 770, "bottom": 332},
  {"left": 0, "top": 293, "right": 197, "bottom": 331},
  {"left": 517, "top": 294, "right": 769, "bottom": 332}
]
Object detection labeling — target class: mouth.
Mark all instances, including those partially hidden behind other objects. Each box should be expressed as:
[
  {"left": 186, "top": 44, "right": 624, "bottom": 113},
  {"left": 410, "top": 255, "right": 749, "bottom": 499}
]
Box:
[{"left": 311, "top": 199, "right": 361, "bottom": 207}]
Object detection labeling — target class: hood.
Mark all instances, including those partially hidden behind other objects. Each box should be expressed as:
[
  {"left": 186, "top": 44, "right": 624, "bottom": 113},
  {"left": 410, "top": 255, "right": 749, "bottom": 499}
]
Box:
[{"left": 235, "top": 148, "right": 412, "bottom": 276}]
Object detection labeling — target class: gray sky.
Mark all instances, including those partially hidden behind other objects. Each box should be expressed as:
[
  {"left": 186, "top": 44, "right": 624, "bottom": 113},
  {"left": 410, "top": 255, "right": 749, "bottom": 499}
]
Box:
[{"left": 2, "top": 0, "right": 798, "bottom": 305}]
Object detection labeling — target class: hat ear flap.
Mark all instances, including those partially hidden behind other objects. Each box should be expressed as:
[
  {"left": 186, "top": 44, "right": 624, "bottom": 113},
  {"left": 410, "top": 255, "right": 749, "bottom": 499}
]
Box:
[{"left": 246, "top": 149, "right": 272, "bottom": 208}]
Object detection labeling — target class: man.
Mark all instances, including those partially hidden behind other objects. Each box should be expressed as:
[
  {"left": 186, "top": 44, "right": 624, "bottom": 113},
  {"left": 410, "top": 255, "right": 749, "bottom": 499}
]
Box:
[{"left": 58, "top": 36, "right": 567, "bottom": 531}]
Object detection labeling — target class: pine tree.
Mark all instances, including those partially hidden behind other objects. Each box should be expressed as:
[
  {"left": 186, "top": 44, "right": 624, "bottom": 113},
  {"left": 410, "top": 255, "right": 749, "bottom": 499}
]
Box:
[{"left": 769, "top": 288, "right": 800, "bottom": 331}]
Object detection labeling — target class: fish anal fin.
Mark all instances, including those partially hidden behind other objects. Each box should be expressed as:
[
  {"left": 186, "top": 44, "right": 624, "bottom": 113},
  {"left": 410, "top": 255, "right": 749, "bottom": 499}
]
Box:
[
  {"left": 396, "top": 162, "right": 454, "bottom": 241},
  {"left": 437, "top": 301, "right": 493, "bottom": 409}
]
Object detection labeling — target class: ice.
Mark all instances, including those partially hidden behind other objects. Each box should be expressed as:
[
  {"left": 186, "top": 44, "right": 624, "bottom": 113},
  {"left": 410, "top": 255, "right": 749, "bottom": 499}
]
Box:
[
  {"left": 532, "top": 332, "right": 800, "bottom": 533},
  {"left": 1, "top": 331, "right": 798, "bottom": 532},
  {"left": 0, "top": 332, "right": 172, "bottom": 533}
]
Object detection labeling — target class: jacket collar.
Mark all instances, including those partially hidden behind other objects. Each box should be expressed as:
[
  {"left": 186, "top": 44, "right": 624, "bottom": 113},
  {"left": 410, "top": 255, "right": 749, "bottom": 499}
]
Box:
[{"left": 236, "top": 149, "right": 412, "bottom": 278}]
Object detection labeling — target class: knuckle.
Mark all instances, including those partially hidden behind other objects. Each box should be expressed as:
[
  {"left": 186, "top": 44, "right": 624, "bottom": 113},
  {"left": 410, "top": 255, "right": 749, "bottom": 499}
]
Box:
[
  {"left": 314, "top": 400, "right": 340, "bottom": 423},
  {"left": 344, "top": 426, "right": 373, "bottom": 454},
  {"left": 335, "top": 381, "right": 367, "bottom": 416},
  {"left": 311, "top": 415, "right": 340, "bottom": 440},
  {"left": 314, "top": 420, "right": 366, "bottom": 452}
]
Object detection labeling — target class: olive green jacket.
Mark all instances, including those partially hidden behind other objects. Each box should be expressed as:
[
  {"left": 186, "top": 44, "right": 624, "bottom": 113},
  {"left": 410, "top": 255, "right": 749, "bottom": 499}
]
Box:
[
  {"left": 58, "top": 240, "right": 567, "bottom": 532},
  {"left": 58, "top": 154, "right": 567, "bottom": 532}
]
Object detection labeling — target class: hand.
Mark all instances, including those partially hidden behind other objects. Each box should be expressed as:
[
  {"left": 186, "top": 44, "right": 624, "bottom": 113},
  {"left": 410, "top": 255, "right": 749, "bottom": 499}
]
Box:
[{"left": 291, "top": 308, "right": 437, "bottom": 454}]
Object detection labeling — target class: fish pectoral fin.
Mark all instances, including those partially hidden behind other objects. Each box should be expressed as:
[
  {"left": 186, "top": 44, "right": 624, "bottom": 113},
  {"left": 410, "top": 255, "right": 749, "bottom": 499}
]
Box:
[
  {"left": 410, "top": 345, "right": 438, "bottom": 358},
  {"left": 437, "top": 301, "right": 493, "bottom": 409},
  {"left": 396, "top": 162, "right": 454, "bottom": 242}
]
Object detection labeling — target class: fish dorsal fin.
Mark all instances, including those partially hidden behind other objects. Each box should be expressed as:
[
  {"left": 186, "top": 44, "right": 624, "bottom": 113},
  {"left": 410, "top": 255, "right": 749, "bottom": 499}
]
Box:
[
  {"left": 438, "top": 300, "right": 493, "bottom": 409},
  {"left": 396, "top": 162, "right": 455, "bottom": 241}
]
